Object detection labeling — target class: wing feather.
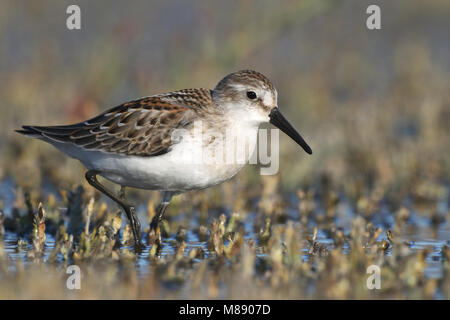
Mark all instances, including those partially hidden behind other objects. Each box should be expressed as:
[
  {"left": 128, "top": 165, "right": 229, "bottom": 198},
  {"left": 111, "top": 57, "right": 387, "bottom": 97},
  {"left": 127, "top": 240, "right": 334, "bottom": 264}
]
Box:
[{"left": 18, "top": 94, "right": 204, "bottom": 156}]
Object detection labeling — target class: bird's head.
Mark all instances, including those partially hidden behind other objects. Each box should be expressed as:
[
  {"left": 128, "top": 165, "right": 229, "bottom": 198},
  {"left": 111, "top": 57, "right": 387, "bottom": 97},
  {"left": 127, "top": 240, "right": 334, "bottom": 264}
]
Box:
[{"left": 212, "top": 70, "right": 312, "bottom": 155}]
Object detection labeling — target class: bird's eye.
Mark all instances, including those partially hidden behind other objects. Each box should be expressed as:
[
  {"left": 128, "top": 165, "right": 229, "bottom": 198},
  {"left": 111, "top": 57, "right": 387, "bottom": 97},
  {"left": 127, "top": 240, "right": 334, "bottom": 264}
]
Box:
[{"left": 246, "top": 91, "right": 257, "bottom": 100}]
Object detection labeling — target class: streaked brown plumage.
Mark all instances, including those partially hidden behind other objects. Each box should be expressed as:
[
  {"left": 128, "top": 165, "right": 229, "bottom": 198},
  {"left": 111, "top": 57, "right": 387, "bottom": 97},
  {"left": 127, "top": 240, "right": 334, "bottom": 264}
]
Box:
[{"left": 18, "top": 88, "right": 214, "bottom": 157}]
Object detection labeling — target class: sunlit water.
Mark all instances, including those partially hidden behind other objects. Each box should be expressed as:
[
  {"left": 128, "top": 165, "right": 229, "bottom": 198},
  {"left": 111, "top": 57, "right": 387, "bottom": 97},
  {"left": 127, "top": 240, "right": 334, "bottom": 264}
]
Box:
[
  {"left": 2, "top": 195, "right": 449, "bottom": 281},
  {"left": 1, "top": 176, "right": 449, "bottom": 283}
]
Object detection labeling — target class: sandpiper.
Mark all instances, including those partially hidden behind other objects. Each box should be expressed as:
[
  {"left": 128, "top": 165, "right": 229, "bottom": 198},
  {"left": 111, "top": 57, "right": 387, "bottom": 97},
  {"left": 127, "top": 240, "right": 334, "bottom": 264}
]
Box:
[{"left": 16, "top": 70, "right": 312, "bottom": 249}]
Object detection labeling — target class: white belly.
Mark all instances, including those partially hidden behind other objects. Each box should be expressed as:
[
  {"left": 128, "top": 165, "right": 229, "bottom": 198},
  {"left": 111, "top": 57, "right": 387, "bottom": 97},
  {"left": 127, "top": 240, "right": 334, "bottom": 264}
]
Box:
[
  {"left": 83, "top": 151, "right": 247, "bottom": 191},
  {"left": 53, "top": 122, "right": 259, "bottom": 192}
]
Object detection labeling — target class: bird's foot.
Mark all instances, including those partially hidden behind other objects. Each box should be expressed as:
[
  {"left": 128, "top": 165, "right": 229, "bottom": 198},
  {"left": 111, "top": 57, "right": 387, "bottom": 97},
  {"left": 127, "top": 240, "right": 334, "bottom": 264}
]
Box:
[
  {"left": 148, "top": 217, "right": 162, "bottom": 252},
  {"left": 128, "top": 206, "right": 144, "bottom": 252},
  {"left": 134, "top": 240, "right": 145, "bottom": 253}
]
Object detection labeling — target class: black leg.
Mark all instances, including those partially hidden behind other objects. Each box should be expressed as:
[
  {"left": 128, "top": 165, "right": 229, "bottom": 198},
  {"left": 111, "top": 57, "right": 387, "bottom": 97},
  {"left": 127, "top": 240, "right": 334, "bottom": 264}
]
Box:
[
  {"left": 149, "top": 202, "right": 170, "bottom": 232},
  {"left": 149, "top": 192, "right": 173, "bottom": 245},
  {"left": 85, "top": 170, "right": 144, "bottom": 250}
]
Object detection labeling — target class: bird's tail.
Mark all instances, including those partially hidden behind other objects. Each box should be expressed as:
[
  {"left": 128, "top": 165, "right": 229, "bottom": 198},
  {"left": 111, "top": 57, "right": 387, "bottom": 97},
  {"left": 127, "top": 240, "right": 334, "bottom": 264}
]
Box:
[
  {"left": 15, "top": 126, "right": 43, "bottom": 138},
  {"left": 15, "top": 124, "right": 84, "bottom": 143}
]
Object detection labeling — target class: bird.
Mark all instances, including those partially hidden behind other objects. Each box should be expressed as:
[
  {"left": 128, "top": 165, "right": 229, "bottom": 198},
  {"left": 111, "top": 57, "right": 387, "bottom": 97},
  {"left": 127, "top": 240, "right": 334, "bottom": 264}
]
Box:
[{"left": 16, "top": 70, "right": 312, "bottom": 250}]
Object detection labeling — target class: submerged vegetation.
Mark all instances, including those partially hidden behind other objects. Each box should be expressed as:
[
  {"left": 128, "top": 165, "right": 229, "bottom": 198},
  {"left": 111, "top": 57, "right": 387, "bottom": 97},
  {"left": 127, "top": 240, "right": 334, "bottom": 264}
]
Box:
[
  {"left": 0, "top": 174, "right": 448, "bottom": 299},
  {"left": 0, "top": 1, "right": 449, "bottom": 299}
]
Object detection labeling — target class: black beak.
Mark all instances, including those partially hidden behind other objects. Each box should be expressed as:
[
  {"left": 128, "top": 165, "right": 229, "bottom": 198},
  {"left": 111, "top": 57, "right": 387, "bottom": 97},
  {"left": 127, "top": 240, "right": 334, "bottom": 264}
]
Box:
[{"left": 269, "top": 107, "right": 312, "bottom": 155}]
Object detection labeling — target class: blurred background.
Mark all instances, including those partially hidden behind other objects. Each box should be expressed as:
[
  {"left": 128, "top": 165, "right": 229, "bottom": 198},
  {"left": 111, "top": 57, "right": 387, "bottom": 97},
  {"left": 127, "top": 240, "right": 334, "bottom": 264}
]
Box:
[
  {"left": 0, "top": 0, "right": 449, "bottom": 299},
  {"left": 1, "top": 0, "right": 449, "bottom": 195}
]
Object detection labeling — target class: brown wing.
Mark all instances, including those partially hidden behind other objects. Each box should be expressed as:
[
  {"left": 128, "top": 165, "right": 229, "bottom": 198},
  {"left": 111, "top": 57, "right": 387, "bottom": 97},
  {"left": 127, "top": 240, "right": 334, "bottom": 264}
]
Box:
[{"left": 20, "top": 96, "right": 197, "bottom": 156}]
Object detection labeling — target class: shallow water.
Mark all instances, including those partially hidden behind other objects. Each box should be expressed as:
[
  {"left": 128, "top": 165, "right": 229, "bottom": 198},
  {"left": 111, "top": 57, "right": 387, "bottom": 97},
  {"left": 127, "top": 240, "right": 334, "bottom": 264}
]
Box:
[{"left": 2, "top": 190, "right": 449, "bottom": 280}]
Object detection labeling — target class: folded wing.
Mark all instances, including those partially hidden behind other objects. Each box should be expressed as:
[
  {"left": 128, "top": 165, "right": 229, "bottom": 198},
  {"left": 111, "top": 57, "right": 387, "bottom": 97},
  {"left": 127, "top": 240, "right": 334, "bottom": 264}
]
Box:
[{"left": 17, "top": 96, "right": 197, "bottom": 157}]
